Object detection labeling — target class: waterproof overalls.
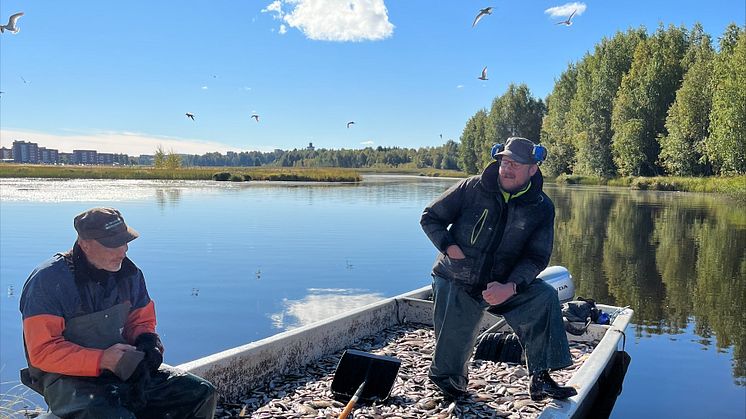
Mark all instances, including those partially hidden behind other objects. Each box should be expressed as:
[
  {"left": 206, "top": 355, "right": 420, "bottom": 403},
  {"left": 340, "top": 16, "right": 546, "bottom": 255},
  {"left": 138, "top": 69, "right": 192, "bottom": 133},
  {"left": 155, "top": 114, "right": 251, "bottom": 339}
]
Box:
[
  {"left": 20, "top": 245, "right": 216, "bottom": 419},
  {"left": 420, "top": 163, "right": 572, "bottom": 396}
]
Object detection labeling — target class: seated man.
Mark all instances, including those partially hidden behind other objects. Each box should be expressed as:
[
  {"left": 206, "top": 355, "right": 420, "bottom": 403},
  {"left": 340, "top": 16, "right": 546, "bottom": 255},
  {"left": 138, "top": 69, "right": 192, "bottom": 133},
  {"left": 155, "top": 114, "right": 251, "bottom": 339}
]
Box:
[
  {"left": 420, "top": 137, "right": 577, "bottom": 401},
  {"left": 20, "top": 207, "right": 217, "bottom": 418}
]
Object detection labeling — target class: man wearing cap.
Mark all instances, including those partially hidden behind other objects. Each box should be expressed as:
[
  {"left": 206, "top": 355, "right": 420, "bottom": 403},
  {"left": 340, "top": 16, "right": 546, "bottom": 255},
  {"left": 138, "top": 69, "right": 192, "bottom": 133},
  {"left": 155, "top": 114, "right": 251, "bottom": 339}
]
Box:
[
  {"left": 20, "top": 207, "right": 216, "bottom": 418},
  {"left": 421, "top": 137, "right": 576, "bottom": 402}
]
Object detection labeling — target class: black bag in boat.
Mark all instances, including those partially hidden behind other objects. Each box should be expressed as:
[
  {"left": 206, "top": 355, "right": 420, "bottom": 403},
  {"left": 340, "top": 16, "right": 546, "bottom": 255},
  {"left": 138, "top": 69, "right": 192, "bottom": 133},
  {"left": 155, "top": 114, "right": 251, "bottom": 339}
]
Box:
[
  {"left": 562, "top": 297, "right": 600, "bottom": 323},
  {"left": 561, "top": 297, "right": 600, "bottom": 335},
  {"left": 474, "top": 332, "right": 524, "bottom": 364}
]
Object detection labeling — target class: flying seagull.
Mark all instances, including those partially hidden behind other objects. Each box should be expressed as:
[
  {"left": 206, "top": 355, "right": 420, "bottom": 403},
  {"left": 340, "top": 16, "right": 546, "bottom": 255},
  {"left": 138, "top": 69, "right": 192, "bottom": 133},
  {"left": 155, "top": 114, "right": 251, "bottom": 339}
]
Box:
[
  {"left": 251, "top": 114, "right": 259, "bottom": 122},
  {"left": 472, "top": 7, "right": 493, "bottom": 27},
  {"left": 185, "top": 112, "right": 195, "bottom": 121},
  {"left": 347, "top": 121, "right": 355, "bottom": 128},
  {"left": 556, "top": 9, "right": 577, "bottom": 26},
  {"left": 0, "top": 12, "right": 23, "bottom": 34},
  {"left": 478, "top": 66, "right": 488, "bottom": 81}
]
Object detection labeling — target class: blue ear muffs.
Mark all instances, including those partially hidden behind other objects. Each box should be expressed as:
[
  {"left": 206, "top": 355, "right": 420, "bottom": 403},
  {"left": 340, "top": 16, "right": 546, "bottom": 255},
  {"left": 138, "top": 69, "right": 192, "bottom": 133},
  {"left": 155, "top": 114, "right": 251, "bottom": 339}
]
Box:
[
  {"left": 491, "top": 143, "right": 504, "bottom": 160},
  {"left": 533, "top": 144, "right": 547, "bottom": 164},
  {"left": 491, "top": 142, "right": 548, "bottom": 164}
]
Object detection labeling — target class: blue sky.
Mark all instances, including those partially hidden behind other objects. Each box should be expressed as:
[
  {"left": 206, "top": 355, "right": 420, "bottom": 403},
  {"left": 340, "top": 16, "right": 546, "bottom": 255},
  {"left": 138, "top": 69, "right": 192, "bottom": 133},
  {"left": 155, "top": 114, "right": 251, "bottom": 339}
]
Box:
[{"left": 0, "top": 1, "right": 743, "bottom": 155}]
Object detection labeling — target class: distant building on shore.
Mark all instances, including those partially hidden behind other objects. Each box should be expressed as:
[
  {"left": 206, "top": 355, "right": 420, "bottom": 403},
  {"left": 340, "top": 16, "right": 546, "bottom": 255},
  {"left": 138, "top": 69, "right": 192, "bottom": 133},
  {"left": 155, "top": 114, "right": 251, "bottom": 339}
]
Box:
[
  {"left": 38, "top": 147, "right": 59, "bottom": 164},
  {"left": 139, "top": 155, "right": 154, "bottom": 165},
  {"left": 0, "top": 147, "right": 12, "bottom": 162},
  {"left": 2, "top": 139, "right": 141, "bottom": 166},
  {"left": 12, "top": 140, "right": 40, "bottom": 163},
  {"left": 72, "top": 149, "right": 97, "bottom": 165}
]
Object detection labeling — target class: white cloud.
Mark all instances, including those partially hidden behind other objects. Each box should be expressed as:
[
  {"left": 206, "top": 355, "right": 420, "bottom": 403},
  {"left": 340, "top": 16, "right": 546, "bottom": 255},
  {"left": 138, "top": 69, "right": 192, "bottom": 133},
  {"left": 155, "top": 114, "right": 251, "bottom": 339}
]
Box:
[
  {"left": 264, "top": 0, "right": 394, "bottom": 42},
  {"left": 279, "top": 24, "right": 287, "bottom": 34},
  {"left": 201, "top": 86, "right": 208, "bottom": 90},
  {"left": 544, "top": 2, "right": 586, "bottom": 18},
  {"left": 360, "top": 140, "right": 374, "bottom": 145},
  {"left": 262, "top": 0, "right": 284, "bottom": 16},
  {"left": 0, "top": 128, "right": 247, "bottom": 155},
  {"left": 456, "top": 84, "right": 464, "bottom": 89}
]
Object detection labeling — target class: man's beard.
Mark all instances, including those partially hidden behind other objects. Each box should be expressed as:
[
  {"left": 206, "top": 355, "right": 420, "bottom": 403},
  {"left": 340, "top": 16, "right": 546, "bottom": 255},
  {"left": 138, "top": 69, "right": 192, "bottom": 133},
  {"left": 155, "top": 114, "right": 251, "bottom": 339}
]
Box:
[{"left": 499, "top": 176, "right": 529, "bottom": 193}]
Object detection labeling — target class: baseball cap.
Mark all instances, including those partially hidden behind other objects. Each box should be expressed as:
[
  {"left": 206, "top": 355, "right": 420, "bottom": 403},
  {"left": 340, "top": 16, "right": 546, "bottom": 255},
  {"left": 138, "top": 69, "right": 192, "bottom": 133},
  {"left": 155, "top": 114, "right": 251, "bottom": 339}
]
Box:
[
  {"left": 494, "top": 137, "right": 537, "bottom": 164},
  {"left": 74, "top": 208, "right": 139, "bottom": 248}
]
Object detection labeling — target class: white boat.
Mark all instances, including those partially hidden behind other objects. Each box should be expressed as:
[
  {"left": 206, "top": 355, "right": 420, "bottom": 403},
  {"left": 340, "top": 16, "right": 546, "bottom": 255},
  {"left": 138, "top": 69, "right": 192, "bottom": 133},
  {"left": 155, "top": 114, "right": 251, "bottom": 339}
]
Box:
[{"left": 177, "top": 266, "right": 634, "bottom": 418}]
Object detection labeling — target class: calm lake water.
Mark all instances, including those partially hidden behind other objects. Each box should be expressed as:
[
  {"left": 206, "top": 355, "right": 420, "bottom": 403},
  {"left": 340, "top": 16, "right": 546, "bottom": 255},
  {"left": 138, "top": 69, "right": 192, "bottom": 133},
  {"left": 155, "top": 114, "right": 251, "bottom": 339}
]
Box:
[{"left": 1, "top": 176, "right": 744, "bottom": 418}]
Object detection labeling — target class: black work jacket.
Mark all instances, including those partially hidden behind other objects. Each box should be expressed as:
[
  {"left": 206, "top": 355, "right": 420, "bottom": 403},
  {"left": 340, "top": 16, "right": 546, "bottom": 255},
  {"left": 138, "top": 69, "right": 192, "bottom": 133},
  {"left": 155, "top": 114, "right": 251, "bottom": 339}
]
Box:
[{"left": 420, "top": 162, "right": 554, "bottom": 296}]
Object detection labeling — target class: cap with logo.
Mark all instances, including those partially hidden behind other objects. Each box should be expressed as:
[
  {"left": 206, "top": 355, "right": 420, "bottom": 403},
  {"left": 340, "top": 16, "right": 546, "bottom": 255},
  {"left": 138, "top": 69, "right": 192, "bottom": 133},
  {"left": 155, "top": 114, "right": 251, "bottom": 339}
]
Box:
[{"left": 74, "top": 207, "right": 139, "bottom": 248}]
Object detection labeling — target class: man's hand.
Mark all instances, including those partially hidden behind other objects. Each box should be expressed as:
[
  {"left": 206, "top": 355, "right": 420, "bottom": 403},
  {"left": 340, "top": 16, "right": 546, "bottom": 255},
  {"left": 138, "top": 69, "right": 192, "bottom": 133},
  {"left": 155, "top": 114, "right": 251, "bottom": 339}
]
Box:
[
  {"left": 482, "top": 281, "right": 516, "bottom": 306},
  {"left": 446, "top": 244, "right": 466, "bottom": 259},
  {"left": 99, "top": 343, "right": 137, "bottom": 372}
]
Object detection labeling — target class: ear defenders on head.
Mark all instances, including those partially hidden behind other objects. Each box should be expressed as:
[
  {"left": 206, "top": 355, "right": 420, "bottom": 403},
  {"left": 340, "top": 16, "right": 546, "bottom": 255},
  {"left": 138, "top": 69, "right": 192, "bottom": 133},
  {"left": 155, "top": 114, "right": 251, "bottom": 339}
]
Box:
[
  {"left": 491, "top": 143, "right": 505, "bottom": 159},
  {"left": 491, "top": 141, "right": 548, "bottom": 165}
]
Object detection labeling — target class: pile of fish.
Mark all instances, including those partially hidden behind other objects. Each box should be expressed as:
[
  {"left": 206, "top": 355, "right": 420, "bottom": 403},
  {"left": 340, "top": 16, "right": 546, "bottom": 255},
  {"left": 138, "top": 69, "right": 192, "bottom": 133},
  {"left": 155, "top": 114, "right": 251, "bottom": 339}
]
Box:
[{"left": 215, "top": 323, "right": 594, "bottom": 418}]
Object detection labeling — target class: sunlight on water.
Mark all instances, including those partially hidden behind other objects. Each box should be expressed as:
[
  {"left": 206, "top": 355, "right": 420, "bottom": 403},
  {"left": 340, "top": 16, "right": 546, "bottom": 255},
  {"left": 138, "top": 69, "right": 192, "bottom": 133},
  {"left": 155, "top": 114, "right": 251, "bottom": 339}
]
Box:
[{"left": 0, "top": 179, "right": 216, "bottom": 202}]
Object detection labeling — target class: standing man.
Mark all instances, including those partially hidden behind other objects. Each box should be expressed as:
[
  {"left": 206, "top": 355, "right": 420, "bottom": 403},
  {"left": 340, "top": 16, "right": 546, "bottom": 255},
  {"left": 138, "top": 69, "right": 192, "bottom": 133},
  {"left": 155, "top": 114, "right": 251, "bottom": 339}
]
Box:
[
  {"left": 20, "top": 207, "right": 217, "bottom": 418},
  {"left": 420, "top": 137, "right": 577, "bottom": 401}
]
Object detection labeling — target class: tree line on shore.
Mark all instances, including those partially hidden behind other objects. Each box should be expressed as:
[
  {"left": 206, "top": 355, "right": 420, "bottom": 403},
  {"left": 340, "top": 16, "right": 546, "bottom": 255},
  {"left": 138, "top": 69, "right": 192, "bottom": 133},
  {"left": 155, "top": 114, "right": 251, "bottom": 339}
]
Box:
[{"left": 164, "top": 22, "right": 744, "bottom": 178}]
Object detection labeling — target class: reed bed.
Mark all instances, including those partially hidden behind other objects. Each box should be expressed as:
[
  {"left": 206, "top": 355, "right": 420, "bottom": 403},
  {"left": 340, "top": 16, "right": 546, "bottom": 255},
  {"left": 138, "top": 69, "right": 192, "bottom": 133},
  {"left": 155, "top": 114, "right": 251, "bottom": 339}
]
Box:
[{"left": 0, "top": 165, "right": 362, "bottom": 183}]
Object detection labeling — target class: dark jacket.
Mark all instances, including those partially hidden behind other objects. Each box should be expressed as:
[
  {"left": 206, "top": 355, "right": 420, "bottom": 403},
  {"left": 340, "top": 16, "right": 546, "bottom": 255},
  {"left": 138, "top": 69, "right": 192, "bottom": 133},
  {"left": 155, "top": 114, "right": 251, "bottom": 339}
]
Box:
[
  {"left": 20, "top": 243, "right": 156, "bottom": 377},
  {"left": 420, "top": 162, "right": 554, "bottom": 296}
]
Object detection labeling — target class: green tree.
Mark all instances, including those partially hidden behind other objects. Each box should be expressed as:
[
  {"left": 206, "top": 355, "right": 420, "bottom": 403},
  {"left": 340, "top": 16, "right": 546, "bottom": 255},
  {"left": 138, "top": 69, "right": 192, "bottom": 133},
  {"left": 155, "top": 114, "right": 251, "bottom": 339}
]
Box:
[
  {"left": 487, "top": 83, "right": 545, "bottom": 143},
  {"left": 154, "top": 145, "right": 166, "bottom": 168},
  {"left": 459, "top": 110, "right": 488, "bottom": 174},
  {"left": 611, "top": 24, "right": 689, "bottom": 176},
  {"left": 706, "top": 24, "right": 746, "bottom": 175},
  {"left": 568, "top": 28, "right": 646, "bottom": 177},
  {"left": 541, "top": 63, "right": 578, "bottom": 177},
  {"left": 165, "top": 150, "right": 181, "bottom": 169},
  {"left": 659, "top": 24, "right": 715, "bottom": 175}
]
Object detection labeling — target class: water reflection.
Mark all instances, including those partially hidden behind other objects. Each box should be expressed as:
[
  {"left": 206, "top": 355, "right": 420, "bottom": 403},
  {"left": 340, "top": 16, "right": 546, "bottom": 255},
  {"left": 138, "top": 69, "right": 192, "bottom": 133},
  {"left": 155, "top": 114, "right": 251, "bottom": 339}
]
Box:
[
  {"left": 155, "top": 188, "right": 183, "bottom": 209},
  {"left": 549, "top": 186, "right": 746, "bottom": 385},
  {"left": 269, "top": 288, "right": 384, "bottom": 330}
]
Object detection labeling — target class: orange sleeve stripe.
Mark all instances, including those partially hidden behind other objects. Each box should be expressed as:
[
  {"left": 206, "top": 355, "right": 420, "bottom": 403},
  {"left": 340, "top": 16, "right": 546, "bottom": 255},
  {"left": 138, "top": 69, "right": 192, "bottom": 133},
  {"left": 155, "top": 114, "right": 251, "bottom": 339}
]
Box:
[
  {"left": 23, "top": 315, "right": 103, "bottom": 377},
  {"left": 123, "top": 300, "right": 157, "bottom": 344}
]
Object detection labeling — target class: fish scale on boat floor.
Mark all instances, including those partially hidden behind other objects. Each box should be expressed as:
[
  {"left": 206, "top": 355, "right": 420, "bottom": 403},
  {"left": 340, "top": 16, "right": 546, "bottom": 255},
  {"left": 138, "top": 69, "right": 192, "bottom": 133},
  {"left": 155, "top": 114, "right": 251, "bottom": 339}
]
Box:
[{"left": 215, "top": 323, "right": 594, "bottom": 418}]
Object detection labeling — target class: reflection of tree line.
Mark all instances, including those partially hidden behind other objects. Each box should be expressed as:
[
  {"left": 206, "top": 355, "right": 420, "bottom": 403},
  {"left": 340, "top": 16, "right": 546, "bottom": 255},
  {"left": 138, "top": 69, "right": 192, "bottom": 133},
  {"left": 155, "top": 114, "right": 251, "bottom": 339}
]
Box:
[
  {"left": 549, "top": 187, "right": 745, "bottom": 384},
  {"left": 155, "top": 188, "right": 182, "bottom": 208}
]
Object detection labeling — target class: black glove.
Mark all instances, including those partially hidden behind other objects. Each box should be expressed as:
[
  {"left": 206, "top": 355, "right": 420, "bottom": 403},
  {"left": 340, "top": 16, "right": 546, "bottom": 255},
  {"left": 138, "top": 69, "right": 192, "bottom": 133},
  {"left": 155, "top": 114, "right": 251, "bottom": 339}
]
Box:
[
  {"left": 135, "top": 333, "right": 163, "bottom": 373},
  {"left": 125, "top": 360, "right": 151, "bottom": 412}
]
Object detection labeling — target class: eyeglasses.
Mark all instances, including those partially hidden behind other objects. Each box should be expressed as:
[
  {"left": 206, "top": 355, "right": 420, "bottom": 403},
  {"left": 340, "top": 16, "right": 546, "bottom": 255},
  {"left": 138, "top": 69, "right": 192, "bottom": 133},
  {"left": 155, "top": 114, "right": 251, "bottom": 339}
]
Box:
[{"left": 499, "top": 160, "right": 527, "bottom": 170}]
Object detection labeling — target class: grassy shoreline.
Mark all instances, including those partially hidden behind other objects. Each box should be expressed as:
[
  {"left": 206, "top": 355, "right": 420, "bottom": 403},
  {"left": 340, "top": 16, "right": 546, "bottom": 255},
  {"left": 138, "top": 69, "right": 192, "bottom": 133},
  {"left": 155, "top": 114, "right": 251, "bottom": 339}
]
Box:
[
  {"left": 554, "top": 174, "right": 746, "bottom": 202},
  {"left": 0, "top": 164, "right": 742, "bottom": 201},
  {"left": 0, "top": 164, "right": 362, "bottom": 182}
]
